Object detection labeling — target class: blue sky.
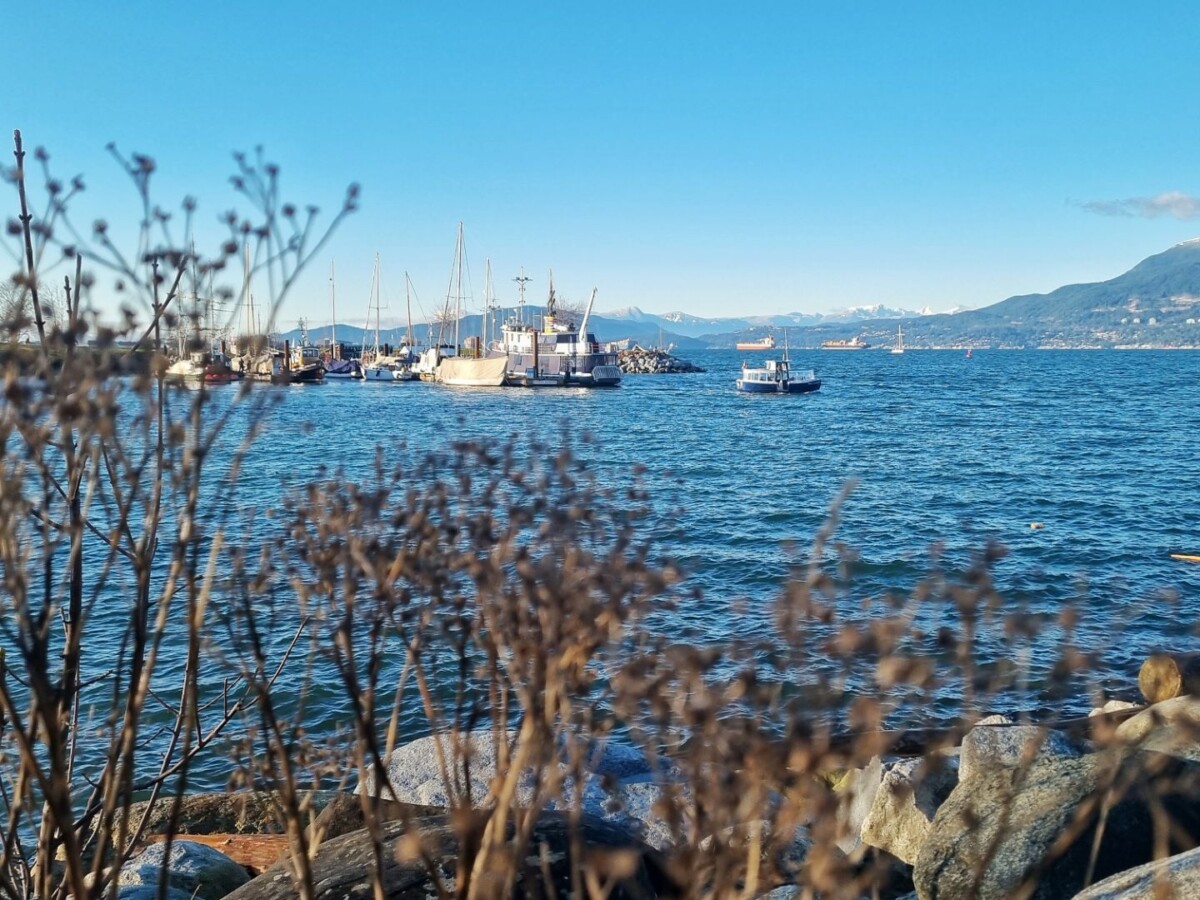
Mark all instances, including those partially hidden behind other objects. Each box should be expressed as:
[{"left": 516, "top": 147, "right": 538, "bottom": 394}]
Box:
[{"left": 8, "top": 2, "right": 1200, "bottom": 328}]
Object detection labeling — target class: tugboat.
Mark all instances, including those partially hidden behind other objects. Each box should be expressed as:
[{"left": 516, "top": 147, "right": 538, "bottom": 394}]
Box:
[
  {"left": 499, "top": 277, "right": 622, "bottom": 387},
  {"left": 271, "top": 340, "right": 325, "bottom": 384}
]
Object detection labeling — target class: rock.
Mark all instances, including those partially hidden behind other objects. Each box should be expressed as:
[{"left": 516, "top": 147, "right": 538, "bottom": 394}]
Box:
[
  {"left": 835, "top": 756, "right": 883, "bottom": 855},
  {"left": 914, "top": 750, "right": 1200, "bottom": 900},
  {"left": 308, "top": 793, "right": 446, "bottom": 843},
  {"left": 1071, "top": 844, "right": 1200, "bottom": 899},
  {"left": 119, "top": 791, "right": 336, "bottom": 838},
  {"left": 1116, "top": 695, "right": 1200, "bottom": 761},
  {"left": 356, "top": 729, "right": 653, "bottom": 811},
  {"left": 976, "top": 714, "right": 1014, "bottom": 725},
  {"left": 616, "top": 347, "right": 705, "bottom": 375},
  {"left": 700, "top": 820, "right": 812, "bottom": 885},
  {"left": 574, "top": 737, "right": 656, "bottom": 782},
  {"left": 860, "top": 754, "right": 959, "bottom": 865},
  {"left": 590, "top": 780, "right": 689, "bottom": 852},
  {"left": 959, "top": 723, "right": 1084, "bottom": 782},
  {"left": 1089, "top": 700, "right": 1141, "bottom": 719},
  {"left": 117, "top": 840, "right": 250, "bottom": 900},
  {"left": 357, "top": 730, "right": 556, "bottom": 807},
  {"left": 224, "top": 811, "right": 671, "bottom": 900},
  {"left": 116, "top": 887, "right": 195, "bottom": 900}
]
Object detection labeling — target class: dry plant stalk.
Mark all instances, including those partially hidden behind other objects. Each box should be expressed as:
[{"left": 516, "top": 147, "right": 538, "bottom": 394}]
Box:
[
  {"left": 0, "top": 129, "right": 353, "bottom": 900},
  {"left": 2, "top": 130, "right": 1195, "bottom": 900}
]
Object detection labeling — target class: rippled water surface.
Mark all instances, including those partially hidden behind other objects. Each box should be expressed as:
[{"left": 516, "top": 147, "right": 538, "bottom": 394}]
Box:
[{"left": 89, "top": 349, "right": 1200, "bottom": 785}]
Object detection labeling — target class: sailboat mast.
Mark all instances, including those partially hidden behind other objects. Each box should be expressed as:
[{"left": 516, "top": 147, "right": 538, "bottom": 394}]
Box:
[
  {"left": 330, "top": 260, "right": 337, "bottom": 350},
  {"left": 483, "top": 258, "right": 493, "bottom": 349},
  {"left": 242, "top": 242, "right": 252, "bottom": 339},
  {"left": 454, "top": 221, "right": 463, "bottom": 353},
  {"left": 405, "top": 271, "right": 414, "bottom": 349},
  {"left": 374, "top": 253, "right": 382, "bottom": 356}
]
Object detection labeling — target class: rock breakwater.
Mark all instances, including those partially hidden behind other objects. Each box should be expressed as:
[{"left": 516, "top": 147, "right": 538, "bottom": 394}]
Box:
[{"left": 617, "top": 346, "right": 705, "bottom": 374}]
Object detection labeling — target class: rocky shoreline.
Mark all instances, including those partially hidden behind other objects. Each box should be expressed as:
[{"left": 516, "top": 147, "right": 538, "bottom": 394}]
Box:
[
  {"left": 617, "top": 346, "right": 706, "bottom": 374},
  {"left": 101, "top": 680, "right": 1200, "bottom": 899}
]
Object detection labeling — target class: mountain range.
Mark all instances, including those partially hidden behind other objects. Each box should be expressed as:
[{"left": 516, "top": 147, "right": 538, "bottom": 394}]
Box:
[{"left": 281, "top": 241, "right": 1200, "bottom": 350}]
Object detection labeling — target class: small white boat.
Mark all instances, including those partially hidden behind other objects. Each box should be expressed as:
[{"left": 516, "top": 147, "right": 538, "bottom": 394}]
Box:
[
  {"left": 892, "top": 324, "right": 905, "bottom": 355},
  {"left": 361, "top": 255, "right": 416, "bottom": 383},
  {"left": 736, "top": 331, "right": 820, "bottom": 394},
  {"left": 364, "top": 358, "right": 415, "bottom": 381}
]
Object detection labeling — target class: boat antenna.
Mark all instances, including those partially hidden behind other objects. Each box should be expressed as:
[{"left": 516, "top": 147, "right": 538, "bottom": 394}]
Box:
[{"left": 513, "top": 268, "right": 532, "bottom": 325}]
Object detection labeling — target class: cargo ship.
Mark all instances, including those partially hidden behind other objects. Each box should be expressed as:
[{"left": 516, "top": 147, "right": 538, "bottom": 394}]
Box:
[
  {"left": 736, "top": 335, "right": 776, "bottom": 351},
  {"left": 820, "top": 337, "right": 870, "bottom": 350}
]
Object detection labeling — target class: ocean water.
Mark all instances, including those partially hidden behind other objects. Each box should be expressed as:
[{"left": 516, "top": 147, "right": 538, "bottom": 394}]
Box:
[{"left": 72, "top": 349, "right": 1200, "bottom": 787}]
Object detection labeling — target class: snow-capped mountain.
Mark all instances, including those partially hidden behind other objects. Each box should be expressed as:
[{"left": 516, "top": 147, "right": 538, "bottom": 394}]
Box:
[{"left": 597, "top": 304, "right": 930, "bottom": 338}]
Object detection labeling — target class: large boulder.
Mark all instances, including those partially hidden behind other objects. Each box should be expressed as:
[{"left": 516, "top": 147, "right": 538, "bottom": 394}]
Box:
[
  {"left": 224, "top": 812, "right": 671, "bottom": 899},
  {"left": 835, "top": 756, "right": 883, "bottom": 855},
  {"left": 958, "top": 723, "right": 1084, "bottom": 782},
  {"left": 353, "top": 730, "right": 693, "bottom": 855},
  {"left": 860, "top": 755, "right": 959, "bottom": 865},
  {"left": 117, "top": 791, "right": 336, "bottom": 837},
  {"left": 1115, "top": 695, "right": 1200, "bottom": 761},
  {"left": 1071, "top": 844, "right": 1200, "bottom": 898},
  {"left": 356, "top": 730, "right": 653, "bottom": 809},
  {"left": 589, "top": 780, "right": 690, "bottom": 852},
  {"left": 117, "top": 840, "right": 250, "bottom": 900},
  {"left": 914, "top": 750, "right": 1200, "bottom": 900}
]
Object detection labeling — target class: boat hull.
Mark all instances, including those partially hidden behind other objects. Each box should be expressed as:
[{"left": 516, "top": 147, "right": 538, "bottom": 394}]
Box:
[
  {"left": 507, "top": 369, "right": 568, "bottom": 388},
  {"left": 736, "top": 339, "right": 776, "bottom": 351},
  {"left": 271, "top": 363, "right": 325, "bottom": 385},
  {"left": 736, "top": 378, "right": 821, "bottom": 394},
  {"left": 437, "top": 355, "right": 509, "bottom": 387},
  {"left": 364, "top": 366, "right": 413, "bottom": 381}
]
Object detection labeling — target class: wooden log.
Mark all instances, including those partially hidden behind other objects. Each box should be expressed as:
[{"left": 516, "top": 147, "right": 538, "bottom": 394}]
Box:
[
  {"left": 1138, "top": 652, "right": 1200, "bottom": 704},
  {"left": 144, "top": 834, "right": 290, "bottom": 876}
]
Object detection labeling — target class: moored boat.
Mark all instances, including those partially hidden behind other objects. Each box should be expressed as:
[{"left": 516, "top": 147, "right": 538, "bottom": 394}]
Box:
[
  {"left": 323, "top": 357, "right": 363, "bottom": 380},
  {"left": 271, "top": 341, "right": 325, "bottom": 384},
  {"left": 499, "top": 280, "right": 622, "bottom": 388}
]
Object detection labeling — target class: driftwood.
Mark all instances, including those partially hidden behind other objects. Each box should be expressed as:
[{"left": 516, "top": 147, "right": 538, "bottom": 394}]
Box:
[{"left": 1138, "top": 652, "right": 1200, "bottom": 704}]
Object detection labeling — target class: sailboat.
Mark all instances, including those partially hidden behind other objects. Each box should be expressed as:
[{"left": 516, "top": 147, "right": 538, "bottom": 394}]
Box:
[
  {"left": 230, "top": 243, "right": 274, "bottom": 380},
  {"left": 322, "top": 262, "right": 363, "bottom": 379},
  {"left": 362, "top": 255, "right": 415, "bottom": 382},
  {"left": 435, "top": 224, "right": 508, "bottom": 387},
  {"left": 892, "top": 324, "right": 905, "bottom": 355}
]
